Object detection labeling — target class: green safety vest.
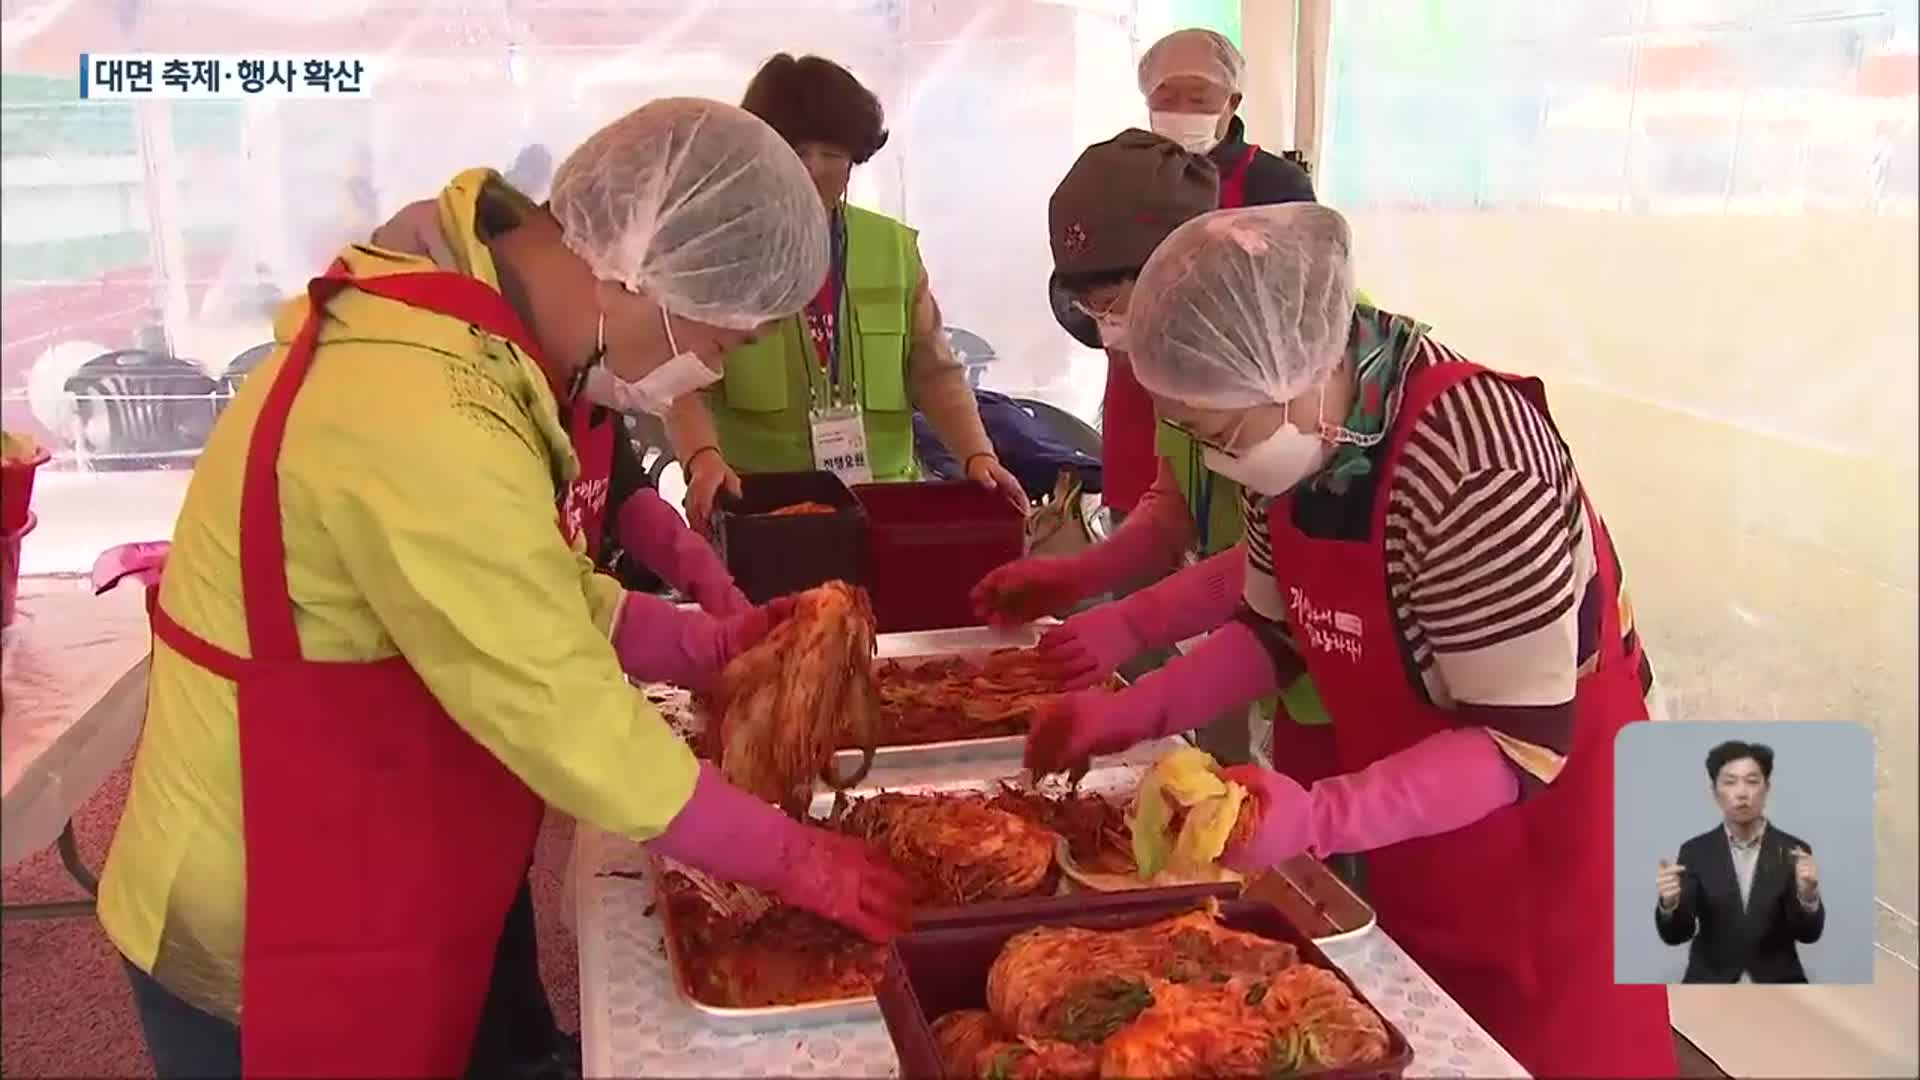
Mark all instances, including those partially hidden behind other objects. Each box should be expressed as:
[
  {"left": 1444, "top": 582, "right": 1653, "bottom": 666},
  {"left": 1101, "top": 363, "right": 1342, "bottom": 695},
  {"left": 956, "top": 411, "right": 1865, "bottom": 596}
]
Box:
[
  {"left": 706, "top": 204, "right": 921, "bottom": 481},
  {"left": 1155, "top": 422, "right": 1333, "bottom": 730},
  {"left": 1157, "top": 420, "right": 1246, "bottom": 557},
  {"left": 1154, "top": 287, "right": 1378, "bottom": 733}
]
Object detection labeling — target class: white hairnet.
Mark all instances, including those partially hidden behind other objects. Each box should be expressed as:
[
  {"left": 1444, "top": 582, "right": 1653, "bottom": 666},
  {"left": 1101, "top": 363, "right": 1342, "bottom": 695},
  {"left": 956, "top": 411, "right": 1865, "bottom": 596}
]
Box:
[
  {"left": 1137, "top": 28, "right": 1246, "bottom": 96},
  {"left": 1128, "top": 203, "right": 1357, "bottom": 410},
  {"left": 549, "top": 98, "right": 828, "bottom": 331}
]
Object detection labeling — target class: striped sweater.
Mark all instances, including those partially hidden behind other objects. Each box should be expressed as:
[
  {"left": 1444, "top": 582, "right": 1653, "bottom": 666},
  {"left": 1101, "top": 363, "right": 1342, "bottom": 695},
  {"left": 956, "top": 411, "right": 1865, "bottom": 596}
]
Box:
[{"left": 1243, "top": 333, "right": 1655, "bottom": 786}]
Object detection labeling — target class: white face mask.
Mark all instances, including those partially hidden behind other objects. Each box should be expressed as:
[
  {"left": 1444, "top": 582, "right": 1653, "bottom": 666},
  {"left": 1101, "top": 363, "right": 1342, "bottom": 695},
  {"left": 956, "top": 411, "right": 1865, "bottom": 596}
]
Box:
[
  {"left": 1095, "top": 315, "right": 1130, "bottom": 352},
  {"left": 1149, "top": 110, "right": 1223, "bottom": 154},
  {"left": 1199, "top": 390, "right": 1334, "bottom": 496},
  {"left": 578, "top": 306, "right": 720, "bottom": 417}
]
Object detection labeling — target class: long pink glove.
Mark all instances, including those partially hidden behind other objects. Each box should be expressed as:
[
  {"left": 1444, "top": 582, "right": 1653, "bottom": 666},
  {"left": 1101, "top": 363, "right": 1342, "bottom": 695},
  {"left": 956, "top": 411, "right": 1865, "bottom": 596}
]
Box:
[
  {"left": 91, "top": 542, "right": 170, "bottom": 594},
  {"left": 1024, "top": 620, "right": 1280, "bottom": 776},
  {"left": 648, "top": 763, "right": 913, "bottom": 942},
  {"left": 1037, "top": 547, "right": 1246, "bottom": 689},
  {"left": 616, "top": 489, "right": 753, "bottom": 618},
  {"left": 971, "top": 465, "right": 1192, "bottom": 627},
  {"left": 612, "top": 593, "right": 794, "bottom": 694},
  {"left": 1218, "top": 727, "right": 1521, "bottom": 871}
]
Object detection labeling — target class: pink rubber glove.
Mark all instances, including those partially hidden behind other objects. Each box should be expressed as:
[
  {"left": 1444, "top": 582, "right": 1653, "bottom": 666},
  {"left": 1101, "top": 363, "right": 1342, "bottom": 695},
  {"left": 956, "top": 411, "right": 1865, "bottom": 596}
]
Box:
[
  {"left": 1025, "top": 621, "right": 1281, "bottom": 776},
  {"left": 612, "top": 593, "right": 796, "bottom": 694},
  {"left": 1218, "top": 727, "right": 1521, "bottom": 872},
  {"left": 970, "top": 468, "right": 1191, "bottom": 628},
  {"left": 1036, "top": 547, "right": 1246, "bottom": 689},
  {"left": 648, "top": 763, "right": 913, "bottom": 942},
  {"left": 91, "top": 542, "right": 169, "bottom": 594},
  {"left": 615, "top": 488, "right": 753, "bottom": 618},
  {"left": 970, "top": 556, "right": 1086, "bottom": 628}
]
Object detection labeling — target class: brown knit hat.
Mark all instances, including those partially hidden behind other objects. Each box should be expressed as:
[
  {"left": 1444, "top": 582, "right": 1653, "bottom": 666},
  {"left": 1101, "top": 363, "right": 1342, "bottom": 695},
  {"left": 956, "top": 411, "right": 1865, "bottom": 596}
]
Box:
[
  {"left": 1049, "top": 129, "right": 1219, "bottom": 278},
  {"left": 740, "top": 53, "right": 889, "bottom": 164}
]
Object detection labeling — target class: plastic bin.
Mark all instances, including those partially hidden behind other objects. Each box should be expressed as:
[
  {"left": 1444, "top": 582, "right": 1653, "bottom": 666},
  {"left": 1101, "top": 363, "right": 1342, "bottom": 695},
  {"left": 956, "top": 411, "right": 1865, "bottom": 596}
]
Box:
[
  {"left": 2, "top": 512, "right": 36, "bottom": 629},
  {"left": 1, "top": 446, "right": 51, "bottom": 534},
  {"left": 878, "top": 895, "right": 1415, "bottom": 1080},
  {"left": 711, "top": 471, "right": 867, "bottom": 605},
  {"left": 852, "top": 481, "right": 1025, "bottom": 633}
]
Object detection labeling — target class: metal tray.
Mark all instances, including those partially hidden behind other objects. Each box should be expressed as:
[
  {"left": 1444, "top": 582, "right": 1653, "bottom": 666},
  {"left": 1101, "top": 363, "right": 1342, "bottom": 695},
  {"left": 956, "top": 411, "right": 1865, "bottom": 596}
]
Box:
[
  {"left": 1251, "top": 854, "right": 1379, "bottom": 945},
  {"left": 829, "top": 621, "right": 1126, "bottom": 774},
  {"left": 654, "top": 764, "right": 1152, "bottom": 1031}
]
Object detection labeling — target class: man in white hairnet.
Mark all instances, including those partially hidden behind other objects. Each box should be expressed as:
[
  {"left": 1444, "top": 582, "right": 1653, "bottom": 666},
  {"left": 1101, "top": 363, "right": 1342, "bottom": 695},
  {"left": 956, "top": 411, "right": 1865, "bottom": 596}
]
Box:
[
  {"left": 1023, "top": 204, "right": 1677, "bottom": 1077},
  {"left": 1140, "top": 28, "right": 1312, "bottom": 209},
  {"left": 90, "top": 98, "right": 910, "bottom": 1080}
]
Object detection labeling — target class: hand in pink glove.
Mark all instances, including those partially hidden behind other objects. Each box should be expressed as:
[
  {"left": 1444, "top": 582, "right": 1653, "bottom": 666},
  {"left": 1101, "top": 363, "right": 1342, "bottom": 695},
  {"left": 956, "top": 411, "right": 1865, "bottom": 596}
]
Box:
[
  {"left": 971, "top": 556, "right": 1087, "bottom": 628},
  {"left": 91, "top": 542, "right": 169, "bottom": 594},
  {"left": 613, "top": 593, "right": 796, "bottom": 693},
  {"left": 648, "top": 763, "right": 913, "bottom": 942},
  {"left": 1034, "top": 547, "right": 1246, "bottom": 690},
  {"left": 969, "top": 484, "right": 1201, "bottom": 629},
  {"left": 1218, "top": 727, "right": 1522, "bottom": 873},
  {"left": 615, "top": 488, "right": 753, "bottom": 618},
  {"left": 1024, "top": 620, "right": 1282, "bottom": 776}
]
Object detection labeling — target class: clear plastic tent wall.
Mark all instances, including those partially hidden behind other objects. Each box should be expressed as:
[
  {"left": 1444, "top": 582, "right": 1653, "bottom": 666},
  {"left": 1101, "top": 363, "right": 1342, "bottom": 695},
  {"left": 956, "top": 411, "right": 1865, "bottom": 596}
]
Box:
[
  {"left": 2, "top": 0, "right": 1916, "bottom": 1009},
  {"left": 2, "top": 0, "right": 1191, "bottom": 557},
  {"left": 1316, "top": 0, "right": 1917, "bottom": 983}
]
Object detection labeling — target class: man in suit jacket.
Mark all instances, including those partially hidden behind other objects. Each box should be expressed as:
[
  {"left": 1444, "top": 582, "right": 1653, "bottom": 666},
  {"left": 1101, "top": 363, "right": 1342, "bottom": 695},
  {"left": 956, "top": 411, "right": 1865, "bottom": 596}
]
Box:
[{"left": 1655, "top": 740, "right": 1826, "bottom": 982}]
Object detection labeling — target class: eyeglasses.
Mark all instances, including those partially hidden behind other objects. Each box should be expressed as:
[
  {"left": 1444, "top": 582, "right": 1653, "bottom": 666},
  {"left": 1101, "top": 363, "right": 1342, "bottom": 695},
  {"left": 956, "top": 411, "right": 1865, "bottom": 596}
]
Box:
[{"left": 1070, "top": 297, "right": 1126, "bottom": 323}]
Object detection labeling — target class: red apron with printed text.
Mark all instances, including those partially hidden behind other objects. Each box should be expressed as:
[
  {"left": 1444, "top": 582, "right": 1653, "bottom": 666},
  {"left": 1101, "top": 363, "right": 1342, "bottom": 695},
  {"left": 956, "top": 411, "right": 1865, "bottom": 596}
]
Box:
[
  {"left": 1262, "top": 359, "right": 1675, "bottom": 1078},
  {"left": 144, "top": 265, "right": 563, "bottom": 1077},
  {"left": 565, "top": 405, "right": 615, "bottom": 560}
]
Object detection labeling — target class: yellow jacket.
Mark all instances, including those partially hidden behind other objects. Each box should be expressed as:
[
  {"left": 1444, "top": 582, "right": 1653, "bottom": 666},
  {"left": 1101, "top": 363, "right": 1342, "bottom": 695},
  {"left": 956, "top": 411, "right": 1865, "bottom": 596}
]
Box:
[{"left": 97, "top": 169, "right": 699, "bottom": 1022}]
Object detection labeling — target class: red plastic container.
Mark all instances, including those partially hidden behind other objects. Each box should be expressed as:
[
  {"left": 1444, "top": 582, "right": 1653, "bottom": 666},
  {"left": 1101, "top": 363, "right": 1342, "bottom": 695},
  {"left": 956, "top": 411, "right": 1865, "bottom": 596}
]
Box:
[
  {"left": 852, "top": 481, "right": 1025, "bottom": 633},
  {"left": 2, "top": 512, "right": 36, "bottom": 629},
  {"left": 879, "top": 896, "right": 1415, "bottom": 1080},
  {"left": 711, "top": 471, "right": 868, "bottom": 605},
  {"left": 1, "top": 446, "right": 51, "bottom": 535}
]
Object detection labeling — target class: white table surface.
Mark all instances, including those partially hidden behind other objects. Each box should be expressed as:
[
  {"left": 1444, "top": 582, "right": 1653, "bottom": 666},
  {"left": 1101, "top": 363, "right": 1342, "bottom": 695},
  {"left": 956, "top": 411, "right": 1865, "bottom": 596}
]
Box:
[
  {"left": 575, "top": 687, "right": 1529, "bottom": 1079},
  {"left": 1, "top": 577, "right": 151, "bottom": 866}
]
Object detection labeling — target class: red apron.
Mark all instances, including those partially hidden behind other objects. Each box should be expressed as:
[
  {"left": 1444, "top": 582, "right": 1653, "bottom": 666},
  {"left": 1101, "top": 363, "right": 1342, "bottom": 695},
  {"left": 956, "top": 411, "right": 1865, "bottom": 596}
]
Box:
[
  {"left": 1262, "top": 360, "right": 1675, "bottom": 1078},
  {"left": 1218, "top": 143, "right": 1260, "bottom": 209},
  {"left": 1099, "top": 360, "right": 1159, "bottom": 515},
  {"left": 147, "top": 265, "right": 559, "bottom": 1077},
  {"left": 564, "top": 404, "right": 615, "bottom": 560},
  {"left": 1100, "top": 143, "right": 1265, "bottom": 517}
]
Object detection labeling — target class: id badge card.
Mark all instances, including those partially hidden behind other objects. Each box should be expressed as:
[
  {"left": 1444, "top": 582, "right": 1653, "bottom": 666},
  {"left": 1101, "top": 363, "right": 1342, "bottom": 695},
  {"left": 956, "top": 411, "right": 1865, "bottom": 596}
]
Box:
[{"left": 810, "top": 404, "right": 873, "bottom": 485}]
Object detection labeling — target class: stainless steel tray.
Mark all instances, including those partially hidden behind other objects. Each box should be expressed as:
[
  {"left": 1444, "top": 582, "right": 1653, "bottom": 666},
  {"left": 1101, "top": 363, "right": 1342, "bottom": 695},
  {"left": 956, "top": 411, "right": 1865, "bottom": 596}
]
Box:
[
  {"left": 1255, "top": 854, "right": 1379, "bottom": 945},
  {"left": 830, "top": 620, "right": 1125, "bottom": 774},
  {"left": 654, "top": 764, "right": 1149, "bottom": 1031}
]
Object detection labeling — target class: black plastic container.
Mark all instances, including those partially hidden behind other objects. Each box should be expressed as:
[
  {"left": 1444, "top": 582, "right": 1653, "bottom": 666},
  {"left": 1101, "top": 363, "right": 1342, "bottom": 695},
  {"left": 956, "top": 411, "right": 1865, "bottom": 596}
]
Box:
[
  {"left": 879, "top": 895, "right": 1415, "bottom": 1080},
  {"left": 711, "top": 471, "right": 868, "bottom": 604}
]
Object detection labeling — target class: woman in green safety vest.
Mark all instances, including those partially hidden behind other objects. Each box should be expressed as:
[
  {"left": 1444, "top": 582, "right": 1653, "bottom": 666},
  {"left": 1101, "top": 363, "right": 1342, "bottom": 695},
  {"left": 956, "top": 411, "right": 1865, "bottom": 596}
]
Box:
[{"left": 667, "top": 54, "right": 1026, "bottom": 531}]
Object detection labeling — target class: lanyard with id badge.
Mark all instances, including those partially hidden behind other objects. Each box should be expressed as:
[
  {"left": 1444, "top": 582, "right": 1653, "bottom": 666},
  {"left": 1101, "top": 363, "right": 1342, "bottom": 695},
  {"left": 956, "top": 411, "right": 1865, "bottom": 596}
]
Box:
[{"left": 809, "top": 209, "right": 873, "bottom": 485}]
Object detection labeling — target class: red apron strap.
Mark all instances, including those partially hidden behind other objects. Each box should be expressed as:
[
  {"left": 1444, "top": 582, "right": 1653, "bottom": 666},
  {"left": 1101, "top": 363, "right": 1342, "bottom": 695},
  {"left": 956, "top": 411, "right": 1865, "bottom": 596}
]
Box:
[
  {"left": 237, "top": 263, "right": 551, "bottom": 662},
  {"left": 146, "top": 588, "right": 251, "bottom": 681}
]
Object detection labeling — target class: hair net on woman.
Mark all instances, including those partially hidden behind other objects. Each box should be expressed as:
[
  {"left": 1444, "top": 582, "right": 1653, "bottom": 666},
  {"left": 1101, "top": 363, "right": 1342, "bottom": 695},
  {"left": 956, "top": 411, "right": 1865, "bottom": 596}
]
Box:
[
  {"left": 1127, "top": 203, "right": 1357, "bottom": 411},
  {"left": 549, "top": 97, "right": 828, "bottom": 330},
  {"left": 1137, "top": 28, "right": 1246, "bottom": 95}
]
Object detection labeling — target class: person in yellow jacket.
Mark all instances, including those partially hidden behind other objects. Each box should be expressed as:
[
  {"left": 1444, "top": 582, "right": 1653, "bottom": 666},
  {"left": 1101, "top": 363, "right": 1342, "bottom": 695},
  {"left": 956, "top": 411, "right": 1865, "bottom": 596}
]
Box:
[
  {"left": 94, "top": 99, "right": 910, "bottom": 1080},
  {"left": 666, "top": 53, "right": 1027, "bottom": 531}
]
